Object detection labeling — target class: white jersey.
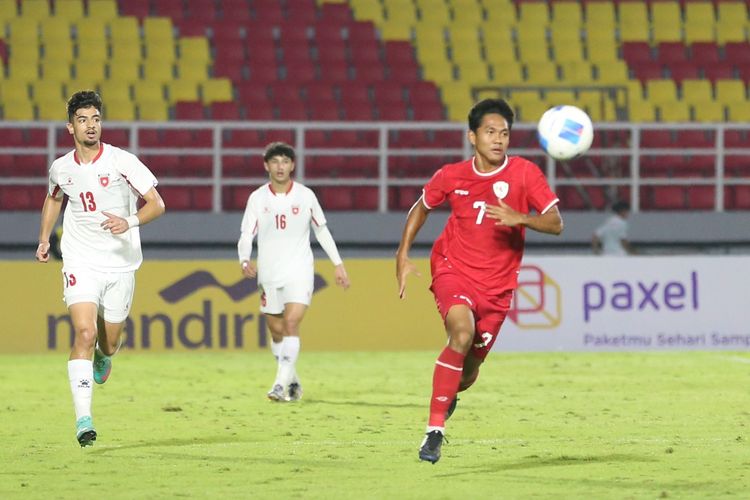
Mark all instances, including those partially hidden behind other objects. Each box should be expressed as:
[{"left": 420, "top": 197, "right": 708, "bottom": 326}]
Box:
[
  {"left": 595, "top": 214, "right": 629, "bottom": 256},
  {"left": 48, "top": 143, "right": 158, "bottom": 272},
  {"left": 237, "top": 181, "right": 327, "bottom": 286}
]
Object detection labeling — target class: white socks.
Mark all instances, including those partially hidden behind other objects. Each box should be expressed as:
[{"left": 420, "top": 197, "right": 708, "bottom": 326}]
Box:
[
  {"left": 275, "top": 336, "right": 300, "bottom": 387},
  {"left": 68, "top": 359, "right": 93, "bottom": 420},
  {"left": 271, "top": 340, "right": 282, "bottom": 361}
]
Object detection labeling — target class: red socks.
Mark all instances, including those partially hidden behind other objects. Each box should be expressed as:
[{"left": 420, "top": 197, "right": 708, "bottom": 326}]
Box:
[{"left": 428, "top": 347, "right": 465, "bottom": 428}]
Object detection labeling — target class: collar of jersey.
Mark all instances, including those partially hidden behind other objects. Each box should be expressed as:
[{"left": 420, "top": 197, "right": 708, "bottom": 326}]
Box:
[
  {"left": 472, "top": 155, "right": 508, "bottom": 177},
  {"left": 74, "top": 143, "right": 105, "bottom": 165},
  {"left": 267, "top": 180, "right": 294, "bottom": 195}
]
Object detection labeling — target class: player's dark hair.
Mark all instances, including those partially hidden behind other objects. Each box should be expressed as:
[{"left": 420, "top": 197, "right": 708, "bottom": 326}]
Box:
[
  {"left": 612, "top": 200, "right": 630, "bottom": 213},
  {"left": 66, "top": 90, "right": 102, "bottom": 122},
  {"left": 468, "top": 99, "right": 515, "bottom": 132},
  {"left": 263, "top": 142, "right": 296, "bottom": 162}
]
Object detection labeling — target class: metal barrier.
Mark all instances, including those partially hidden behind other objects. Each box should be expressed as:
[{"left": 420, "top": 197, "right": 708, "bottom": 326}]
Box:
[{"left": 1, "top": 120, "right": 748, "bottom": 212}]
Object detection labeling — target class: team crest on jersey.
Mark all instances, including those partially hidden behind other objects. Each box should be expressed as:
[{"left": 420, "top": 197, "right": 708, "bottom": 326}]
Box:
[
  {"left": 98, "top": 174, "right": 110, "bottom": 187},
  {"left": 492, "top": 181, "right": 509, "bottom": 199},
  {"left": 292, "top": 205, "right": 300, "bottom": 215}
]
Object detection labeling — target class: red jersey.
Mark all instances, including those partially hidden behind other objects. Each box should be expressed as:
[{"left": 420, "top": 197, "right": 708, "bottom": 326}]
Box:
[{"left": 423, "top": 156, "right": 559, "bottom": 294}]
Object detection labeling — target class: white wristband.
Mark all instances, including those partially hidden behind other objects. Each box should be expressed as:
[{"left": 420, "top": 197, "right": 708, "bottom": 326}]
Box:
[{"left": 125, "top": 215, "right": 140, "bottom": 229}]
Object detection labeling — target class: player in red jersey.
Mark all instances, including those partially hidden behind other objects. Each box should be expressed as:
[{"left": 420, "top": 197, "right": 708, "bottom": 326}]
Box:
[{"left": 396, "top": 99, "right": 563, "bottom": 463}]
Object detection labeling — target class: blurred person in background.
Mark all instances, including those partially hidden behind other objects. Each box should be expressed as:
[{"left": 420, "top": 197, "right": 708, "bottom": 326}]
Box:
[
  {"left": 35, "top": 90, "right": 165, "bottom": 447},
  {"left": 396, "top": 99, "right": 563, "bottom": 464},
  {"left": 592, "top": 200, "right": 634, "bottom": 255},
  {"left": 238, "top": 142, "right": 350, "bottom": 403}
]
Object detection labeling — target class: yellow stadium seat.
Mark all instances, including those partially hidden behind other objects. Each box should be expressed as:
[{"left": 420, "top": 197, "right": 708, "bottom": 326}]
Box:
[
  {"left": 715, "top": 80, "right": 746, "bottom": 106},
  {"left": 553, "top": 38, "right": 585, "bottom": 64},
  {"left": 483, "top": 28, "right": 514, "bottom": 63},
  {"left": 383, "top": 0, "right": 418, "bottom": 25},
  {"left": 99, "top": 81, "right": 132, "bottom": 102},
  {"left": 138, "top": 100, "right": 169, "bottom": 121},
  {"left": 716, "top": 3, "right": 748, "bottom": 44},
  {"left": 43, "top": 41, "right": 75, "bottom": 62},
  {"left": 553, "top": 2, "right": 582, "bottom": 27},
  {"left": 7, "top": 61, "right": 40, "bottom": 82},
  {"left": 75, "top": 18, "right": 107, "bottom": 44},
  {"left": 415, "top": 0, "right": 451, "bottom": 25},
  {"left": 107, "top": 60, "right": 141, "bottom": 82},
  {"left": 142, "top": 60, "right": 175, "bottom": 83},
  {"left": 618, "top": 3, "right": 650, "bottom": 42},
  {"left": 450, "top": 30, "right": 483, "bottom": 62},
  {"left": 21, "top": 0, "right": 51, "bottom": 19},
  {"left": 559, "top": 61, "right": 593, "bottom": 84},
  {"left": 646, "top": 80, "right": 678, "bottom": 105},
  {"left": 167, "top": 80, "right": 199, "bottom": 103},
  {"left": 111, "top": 43, "right": 142, "bottom": 63},
  {"left": 176, "top": 59, "right": 208, "bottom": 83},
  {"left": 74, "top": 61, "right": 107, "bottom": 84},
  {"left": 545, "top": 89, "right": 576, "bottom": 105},
  {"left": 450, "top": 0, "right": 483, "bottom": 25},
  {"left": 628, "top": 100, "right": 655, "bottom": 122},
  {"left": 585, "top": 2, "right": 615, "bottom": 29},
  {"left": 144, "top": 41, "right": 176, "bottom": 64},
  {"left": 8, "top": 18, "right": 39, "bottom": 44},
  {"left": 454, "top": 60, "right": 489, "bottom": 85},
  {"left": 40, "top": 18, "right": 72, "bottom": 44},
  {"left": 519, "top": 2, "right": 549, "bottom": 24},
  {"left": 379, "top": 22, "right": 412, "bottom": 40},
  {"left": 517, "top": 42, "right": 550, "bottom": 64},
  {"left": 651, "top": 1, "right": 682, "bottom": 44},
  {"left": 133, "top": 81, "right": 165, "bottom": 104},
  {"left": 684, "top": 2, "right": 716, "bottom": 43},
  {"left": 201, "top": 78, "right": 233, "bottom": 104},
  {"left": 349, "top": 0, "right": 384, "bottom": 23},
  {"left": 0, "top": 0, "right": 19, "bottom": 23},
  {"left": 37, "top": 97, "right": 67, "bottom": 121},
  {"left": 578, "top": 90, "right": 618, "bottom": 122},
  {"left": 621, "top": 80, "right": 645, "bottom": 104},
  {"left": 109, "top": 17, "right": 141, "bottom": 45},
  {"left": 691, "top": 100, "right": 725, "bottom": 123},
  {"left": 103, "top": 99, "right": 136, "bottom": 121},
  {"left": 87, "top": 0, "right": 118, "bottom": 21},
  {"left": 39, "top": 60, "right": 72, "bottom": 81},
  {"left": 55, "top": 0, "right": 85, "bottom": 21},
  {"left": 65, "top": 80, "right": 99, "bottom": 97},
  {"left": 3, "top": 101, "right": 35, "bottom": 120},
  {"left": 586, "top": 32, "right": 618, "bottom": 63},
  {"left": 489, "top": 62, "right": 524, "bottom": 85},
  {"left": 10, "top": 44, "right": 40, "bottom": 64},
  {"left": 143, "top": 17, "right": 174, "bottom": 45},
  {"left": 1, "top": 80, "right": 31, "bottom": 103},
  {"left": 681, "top": 79, "right": 713, "bottom": 105},
  {"left": 516, "top": 100, "right": 549, "bottom": 123},
  {"left": 179, "top": 37, "right": 211, "bottom": 65},
  {"left": 726, "top": 100, "right": 750, "bottom": 122},
  {"left": 80, "top": 44, "right": 108, "bottom": 63},
  {"left": 594, "top": 60, "right": 629, "bottom": 85},
  {"left": 658, "top": 99, "right": 690, "bottom": 121},
  {"left": 32, "top": 80, "right": 65, "bottom": 100},
  {"left": 421, "top": 58, "right": 455, "bottom": 84},
  {"left": 525, "top": 61, "right": 559, "bottom": 85}
]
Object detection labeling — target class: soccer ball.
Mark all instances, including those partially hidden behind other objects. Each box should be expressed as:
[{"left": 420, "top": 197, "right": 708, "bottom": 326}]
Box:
[{"left": 537, "top": 105, "right": 594, "bottom": 161}]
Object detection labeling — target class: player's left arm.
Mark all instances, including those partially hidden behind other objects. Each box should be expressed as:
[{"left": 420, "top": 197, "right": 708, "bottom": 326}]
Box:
[
  {"left": 101, "top": 186, "right": 166, "bottom": 234},
  {"left": 312, "top": 223, "right": 350, "bottom": 289},
  {"left": 486, "top": 200, "right": 563, "bottom": 235}
]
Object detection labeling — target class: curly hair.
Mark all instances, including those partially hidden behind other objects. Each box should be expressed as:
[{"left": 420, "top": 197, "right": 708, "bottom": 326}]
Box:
[{"left": 66, "top": 90, "right": 102, "bottom": 122}]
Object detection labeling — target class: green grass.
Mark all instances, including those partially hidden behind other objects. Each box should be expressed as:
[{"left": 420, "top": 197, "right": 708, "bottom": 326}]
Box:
[{"left": 1, "top": 351, "right": 749, "bottom": 499}]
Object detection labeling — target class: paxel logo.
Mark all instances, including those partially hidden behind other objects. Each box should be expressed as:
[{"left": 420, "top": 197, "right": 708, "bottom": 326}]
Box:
[
  {"left": 47, "top": 271, "right": 328, "bottom": 350},
  {"left": 583, "top": 271, "right": 698, "bottom": 322},
  {"left": 507, "top": 265, "right": 562, "bottom": 329}
]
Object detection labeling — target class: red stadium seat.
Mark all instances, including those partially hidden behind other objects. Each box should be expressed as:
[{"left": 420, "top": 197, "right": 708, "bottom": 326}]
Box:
[
  {"left": 120, "top": 0, "right": 150, "bottom": 19},
  {"left": 643, "top": 186, "right": 686, "bottom": 210},
  {"left": 669, "top": 62, "right": 700, "bottom": 84},
  {"left": 702, "top": 62, "right": 735, "bottom": 83},
  {"left": 210, "top": 102, "right": 242, "bottom": 120},
  {"left": 174, "top": 102, "right": 206, "bottom": 120},
  {"left": 0, "top": 185, "right": 46, "bottom": 210},
  {"left": 223, "top": 185, "right": 258, "bottom": 211},
  {"left": 657, "top": 42, "right": 689, "bottom": 65},
  {"left": 139, "top": 130, "right": 161, "bottom": 147},
  {"left": 351, "top": 186, "right": 379, "bottom": 210},
  {"left": 690, "top": 42, "right": 720, "bottom": 66},
  {"left": 724, "top": 41, "right": 750, "bottom": 65},
  {"left": 308, "top": 101, "right": 342, "bottom": 120},
  {"left": 687, "top": 186, "right": 715, "bottom": 210},
  {"left": 622, "top": 42, "right": 654, "bottom": 65},
  {"left": 153, "top": 0, "right": 185, "bottom": 20},
  {"left": 317, "top": 187, "right": 354, "bottom": 210},
  {"left": 728, "top": 186, "right": 750, "bottom": 210}
]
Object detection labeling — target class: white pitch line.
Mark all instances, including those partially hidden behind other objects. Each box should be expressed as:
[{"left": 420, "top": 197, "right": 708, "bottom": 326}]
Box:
[{"left": 721, "top": 356, "right": 750, "bottom": 364}]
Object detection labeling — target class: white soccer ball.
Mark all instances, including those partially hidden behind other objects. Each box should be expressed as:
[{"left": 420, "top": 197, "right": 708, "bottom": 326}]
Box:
[{"left": 537, "top": 105, "right": 594, "bottom": 161}]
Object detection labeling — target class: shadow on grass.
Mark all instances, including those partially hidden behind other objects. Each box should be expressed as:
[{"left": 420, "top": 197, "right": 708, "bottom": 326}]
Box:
[
  {"left": 302, "top": 398, "right": 422, "bottom": 409},
  {"left": 88, "top": 436, "right": 252, "bottom": 455},
  {"left": 436, "top": 453, "right": 654, "bottom": 477}
]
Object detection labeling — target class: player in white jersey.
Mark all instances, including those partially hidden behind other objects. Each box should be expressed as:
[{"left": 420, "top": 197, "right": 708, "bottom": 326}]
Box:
[
  {"left": 35, "top": 91, "right": 166, "bottom": 446},
  {"left": 592, "top": 200, "right": 634, "bottom": 256},
  {"left": 238, "top": 142, "right": 350, "bottom": 402}
]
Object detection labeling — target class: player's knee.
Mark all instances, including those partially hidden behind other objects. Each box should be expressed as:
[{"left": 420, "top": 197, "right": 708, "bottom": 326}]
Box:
[
  {"left": 283, "top": 318, "right": 302, "bottom": 336},
  {"left": 448, "top": 329, "right": 473, "bottom": 353},
  {"left": 74, "top": 326, "right": 97, "bottom": 348}
]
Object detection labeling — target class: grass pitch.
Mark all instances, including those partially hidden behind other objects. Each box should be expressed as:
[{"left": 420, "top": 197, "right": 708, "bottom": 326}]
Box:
[{"left": 1, "top": 351, "right": 748, "bottom": 499}]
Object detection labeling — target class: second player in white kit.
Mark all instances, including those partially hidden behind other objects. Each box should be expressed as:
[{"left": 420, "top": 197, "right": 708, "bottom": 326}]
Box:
[{"left": 238, "top": 142, "right": 350, "bottom": 402}]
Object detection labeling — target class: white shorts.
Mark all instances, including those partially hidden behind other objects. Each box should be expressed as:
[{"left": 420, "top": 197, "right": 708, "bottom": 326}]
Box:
[
  {"left": 259, "top": 279, "right": 313, "bottom": 315},
  {"left": 61, "top": 267, "right": 135, "bottom": 323}
]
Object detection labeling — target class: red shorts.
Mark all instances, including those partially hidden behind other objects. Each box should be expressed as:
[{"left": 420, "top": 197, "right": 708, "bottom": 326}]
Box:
[{"left": 430, "top": 268, "right": 513, "bottom": 360}]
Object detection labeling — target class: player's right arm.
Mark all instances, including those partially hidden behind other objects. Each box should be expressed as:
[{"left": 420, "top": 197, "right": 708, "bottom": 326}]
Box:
[
  {"left": 36, "top": 194, "right": 64, "bottom": 262},
  {"left": 395, "top": 197, "right": 430, "bottom": 298},
  {"left": 237, "top": 192, "right": 259, "bottom": 278}
]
